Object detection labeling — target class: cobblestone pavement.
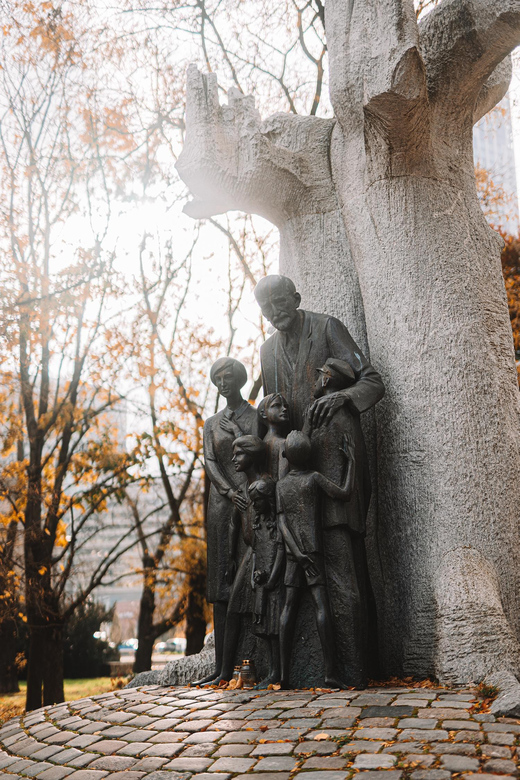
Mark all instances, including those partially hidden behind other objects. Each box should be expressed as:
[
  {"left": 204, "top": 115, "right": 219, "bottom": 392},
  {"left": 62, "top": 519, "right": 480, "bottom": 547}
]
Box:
[{"left": 1, "top": 685, "right": 519, "bottom": 780}]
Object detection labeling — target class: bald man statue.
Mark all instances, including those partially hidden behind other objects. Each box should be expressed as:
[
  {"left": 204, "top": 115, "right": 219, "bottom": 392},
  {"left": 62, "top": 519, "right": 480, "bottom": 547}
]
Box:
[{"left": 254, "top": 274, "right": 385, "bottom": 687}]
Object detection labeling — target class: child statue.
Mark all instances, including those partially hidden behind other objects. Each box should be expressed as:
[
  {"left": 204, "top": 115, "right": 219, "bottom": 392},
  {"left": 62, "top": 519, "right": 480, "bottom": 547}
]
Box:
[
  {"left": 257, "top": 393, "right": 290, "bottom": 481},
  {"left": 276, "top": 429, "right": 355, "bottom": 689},
  {"left": 249, "top": 478, "right": 284, "bottom": 688}
]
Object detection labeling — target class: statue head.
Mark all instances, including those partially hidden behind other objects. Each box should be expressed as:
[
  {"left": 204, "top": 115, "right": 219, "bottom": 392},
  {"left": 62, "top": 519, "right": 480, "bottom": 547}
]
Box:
[
  {"left": 254, "top": 275, "right": 301, "bottom": 332},
  {"left": 210, "top": 357, "right": 248, "bottom": 399},
  {"left": 232, "top": 435, "right": 267, "bottom": 473},
  {"left": 283, "top": 430, "right": 311, "bottom": 468},
  {"left": 314, "top": 358, "right": 356, "bottom": 398},
  {"left": 257, "top": 392, "right": 290, "bottom": 428},
  {"left": 249, "top": 477, "right": 276, "bottom": 514}
]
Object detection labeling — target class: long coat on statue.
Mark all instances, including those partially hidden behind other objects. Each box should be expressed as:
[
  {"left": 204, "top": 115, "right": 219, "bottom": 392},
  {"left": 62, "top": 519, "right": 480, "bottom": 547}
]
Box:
[{"left": 260, "top": 308, "right": 384, "bottom": 685}]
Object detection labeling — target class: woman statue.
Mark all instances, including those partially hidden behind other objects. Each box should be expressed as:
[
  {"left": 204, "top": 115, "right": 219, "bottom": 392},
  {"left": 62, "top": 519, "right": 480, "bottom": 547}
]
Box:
[{"left": 195, "top": 358, "right": 258, "bottom": 685}]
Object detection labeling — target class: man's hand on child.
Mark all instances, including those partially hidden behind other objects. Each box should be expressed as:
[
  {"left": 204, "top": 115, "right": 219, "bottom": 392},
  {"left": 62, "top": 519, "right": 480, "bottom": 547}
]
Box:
[{"left": 309, "top": 392, "right": 344, "bottom": 427}]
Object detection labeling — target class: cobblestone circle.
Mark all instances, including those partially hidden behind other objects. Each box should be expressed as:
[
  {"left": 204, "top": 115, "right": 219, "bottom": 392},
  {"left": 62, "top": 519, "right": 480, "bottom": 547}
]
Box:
[{"left": 1, "top": 685, "right": 519, "bottom": 780}]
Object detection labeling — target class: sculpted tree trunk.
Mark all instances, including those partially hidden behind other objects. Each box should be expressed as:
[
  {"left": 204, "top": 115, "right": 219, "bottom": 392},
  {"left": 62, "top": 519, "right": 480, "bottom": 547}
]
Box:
[{"left": 177, "top": 0, "right": 520, "bottom": 690}]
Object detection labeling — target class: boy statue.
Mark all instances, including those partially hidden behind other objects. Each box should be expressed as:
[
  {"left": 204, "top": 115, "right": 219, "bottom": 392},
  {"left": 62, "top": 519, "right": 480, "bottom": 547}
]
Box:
[{"left": 276, "top": 430, "right": 355, "bottom": 689}]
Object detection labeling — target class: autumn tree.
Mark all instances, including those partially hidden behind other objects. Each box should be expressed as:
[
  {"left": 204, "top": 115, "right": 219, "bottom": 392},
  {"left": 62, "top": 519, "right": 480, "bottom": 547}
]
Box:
[{"left": 0, "top": 1, "right": 156, "bottom": 709}]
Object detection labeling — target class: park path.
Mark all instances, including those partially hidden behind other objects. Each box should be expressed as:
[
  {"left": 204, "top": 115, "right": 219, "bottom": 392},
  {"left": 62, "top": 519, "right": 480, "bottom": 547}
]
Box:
[{"left": 0, "top": 684, "right": 518, "bottom": 779}]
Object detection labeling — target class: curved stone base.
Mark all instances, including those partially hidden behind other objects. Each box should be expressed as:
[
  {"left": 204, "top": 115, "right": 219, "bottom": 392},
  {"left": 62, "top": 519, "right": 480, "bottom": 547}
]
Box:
[{"left": 2, "top": 681, "right": 520, "bottom": 779}]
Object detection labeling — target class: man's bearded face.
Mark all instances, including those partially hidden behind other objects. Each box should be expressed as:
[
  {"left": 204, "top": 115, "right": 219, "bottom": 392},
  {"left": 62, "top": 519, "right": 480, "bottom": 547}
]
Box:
[{"left": 258, "top": 285, "right": 300, "bottom": 332}]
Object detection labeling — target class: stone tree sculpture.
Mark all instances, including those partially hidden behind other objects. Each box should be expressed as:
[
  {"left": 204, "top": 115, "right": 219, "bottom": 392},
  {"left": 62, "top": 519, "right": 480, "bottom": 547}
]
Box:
[{"left": 177, "top": 1, "right": 520, "bottom": 696}]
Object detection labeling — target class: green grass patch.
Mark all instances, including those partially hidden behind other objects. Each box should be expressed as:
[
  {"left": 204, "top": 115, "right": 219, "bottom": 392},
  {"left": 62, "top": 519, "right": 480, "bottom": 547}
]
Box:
[{"left": 0, "top": 677, "right": 115, "bottom": 725}]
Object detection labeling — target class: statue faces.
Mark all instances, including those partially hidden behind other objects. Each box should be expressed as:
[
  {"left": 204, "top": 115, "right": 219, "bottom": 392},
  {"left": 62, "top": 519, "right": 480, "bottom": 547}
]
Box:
[{"left": 254, "top": 276, "right": 301, "bottom": 332}]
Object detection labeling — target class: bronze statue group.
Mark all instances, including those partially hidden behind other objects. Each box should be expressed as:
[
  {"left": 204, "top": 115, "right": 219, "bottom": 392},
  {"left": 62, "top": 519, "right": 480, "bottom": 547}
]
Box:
[{"left": 199, "top": 276, "right": 385, "bottom": 690}]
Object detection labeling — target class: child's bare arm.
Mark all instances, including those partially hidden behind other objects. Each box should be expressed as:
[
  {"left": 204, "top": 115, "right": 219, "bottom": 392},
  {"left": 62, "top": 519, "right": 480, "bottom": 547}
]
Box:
[{"left": 315, "top": 433, "right": 355, "bottom": 500}]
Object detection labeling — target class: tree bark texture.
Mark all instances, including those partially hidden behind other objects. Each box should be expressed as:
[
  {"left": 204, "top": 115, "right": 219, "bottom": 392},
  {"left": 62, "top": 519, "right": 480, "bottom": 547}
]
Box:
[
  {"left": 134, "top": 569, "right": 157, "bottom": 673},
  {"left": 0, "top": 618, "right": 19, "bottom": 694},
  {"left": 176, "top": 0, "right": 520, "bottom": 685}
]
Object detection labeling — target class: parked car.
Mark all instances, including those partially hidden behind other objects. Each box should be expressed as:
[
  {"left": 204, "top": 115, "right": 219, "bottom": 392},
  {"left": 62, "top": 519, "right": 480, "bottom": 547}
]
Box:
[
  {"left": 155, "top": 638, "right": 186, "bottom": 653},
  {"left": 118, "top": 638, "right": 138, "bottom": 652}
]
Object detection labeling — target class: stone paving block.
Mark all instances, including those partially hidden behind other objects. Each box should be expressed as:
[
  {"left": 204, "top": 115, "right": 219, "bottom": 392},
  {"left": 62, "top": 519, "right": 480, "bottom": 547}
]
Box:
[
  {"left": 486, "top": 723, "right": 520, "bottom": 734},
  {"left": 291, "top": 772, "right": 349, "bottom": 780},
  {"left": 123, "top": 716, "right": 159, "bottom": 728},
  {"left": 251, "top": 742, "right": 295, "bottom": 756},
  {"left": 141, "top": 742, "right": 184, "bottom": 757},
  {"left": 113, "top": 741, "right": 147, "bottom": 756},
  {"left": 66, "top": 753, "right": 98, "bottom": 768},
  {"left": 124, "top": 729, "right": 159, "bottom": 742},
  {"left": 362, "top": 717, "right": 397, "bottom": 727},
  {"left": 481, "top": 745, "right": 513, "bottom": 758},
  {"left": 95, "top": 726, "right": 133, "bottom": 738},
  {"left": 399, "top": 729, "right": 449, "bottom": 742},
  {"left": 460, "top": 775, "right": 516, "bottom": 780},
  {"left": 35, "top": 768, "right": 76, "bottom": 779},
  {"left": 29, "top": 746, "right": 65, "bottom": 761},
  {"left": 52, "top": 748, "right": 84, "bottom": 764},
  {"left": 163, "top": 757, "right": 214, "bottom": 772},
  {"left": 99, "top": 773, "right": 145, "bottom": 780},
  {"left": 191, "top": 774, "right": 231, "bottom": 780},
  {"left": 89, "top": 755, "right": 139, "bottom": 771},
  {"left": 76, "top": 723, "right": 110, "bottom": 735},
  {"left": 442, "top": 719, "right": 480, "bottom": 730},
  {"left": 439, "top": 753, "right": 480, "bottom": 771},
  {"left": 354, "top": 727, "right": 398, "bottom": 740},
  {"left": 321, "top": 707, "right": 361, "bottom": 719},
  {"left": 431, "top": 700, "right": 469, "bottom": 709},
  {"left": 65, "top": 736, "right": 101, "bottom": 749},
  {"left": 246, "top": 710, "right": 282, "bottom": 720},
  {"left": 410, "top": 772, "right": 450, "bottom": 780},
  {"left": 484, "top": 729, "right": 512, "bottom": 744},
  {"left": 63, "top": 772, "right": 109, "bottom": 779},
  {"left": 418, "top": 708, "right": 469, "bottom": 719},
  {"left": 218, "top": 731, "right": 262, "bottom": 743},
  {"left": 401, "top": 754, "right": 435, "bottom": 767},
  {"left": 215, "top": 744, "right": 255, "bottom": 756},
  {"left": 88, "top": 740, "right": 128, "bottom": 755},
  {"left": 183, "top": 732, "right": 222, "bottom": 744},
  {"left": 45, "top": 733, "right": 77, "bottom": 746},
  {"left": 355, "top": 695, "right": 394, "bottom": 706},
  {"left": 147, "top": 719, "right": 181, "bottom": 731},
  {"left": 453, "top": 730, "right": 483, "bottom": 743},
  {"left": 382, "top": 742, "right": 425, "bottom": 754},
  {"left": 483, "top": 759, "right": 519, "bottom": 775},
  {"left": 209, "top": 757, "right": 257, "bottom": 772},
  {"left": 438, "top": 694, "right": 474, "bottom": 702},
  {"left": 360, "top": 706, "right": 413, "bottom": 719},
  {"left": 242, "top": 719, "right": 282, "bottom": 730},
  {"left": 23, "top": 761, "right": 55, "bottom": 777},
  {"left": 354, "top": 754, "right": 397, "bottom": 769},
  {"left": 398, "top": 719, "right": 437, "bottom": 729},
  {"left": 176, "top": 719, "right": 215, "bottom": 732},
  {"left": 302, "top": 757, "right": 347, "bottom": 770},
  {"left": 208, "top": 720, "right": 247, "bottom": 732},
  {"left": 392, "top": 699, "right": 429, "bottom": 707},
  {"left": 181, "top": 744, "right": 219, "bottom": 757},
  {"left": 474, "top": 713, "right": 495, "bottom": 722},
  {"left": 432, "top": 743, "right": 477, "bottom": 755},
  {"left": 340, "top": 740, "right": 385, "bottom": 754},
  {"left": 131, "top": 757, "right": 169, "bottom": 770},
  {"left": 295, "top": 741, "right": 337, "bottom": 756},
  {"left": 252, "top": 756, "right": 298, "bottom": 771}
]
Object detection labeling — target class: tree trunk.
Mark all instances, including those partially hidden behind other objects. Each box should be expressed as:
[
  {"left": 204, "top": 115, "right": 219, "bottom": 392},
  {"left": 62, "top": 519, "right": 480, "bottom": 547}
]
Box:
[
  {"left": 0, "top": 618, "right": 19, "bottom": 694},
  {"left": 177, "top": 0, "right": 520, "bottom": 688},
  {"left": 184, "top": 569, "right": 207, "bottom": 656},
  {"left": 134, "top": 567, "right": 156, "bottom": 673},
  {"left": 43, "top": 622, "right": 64, "bottom": 706}
]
